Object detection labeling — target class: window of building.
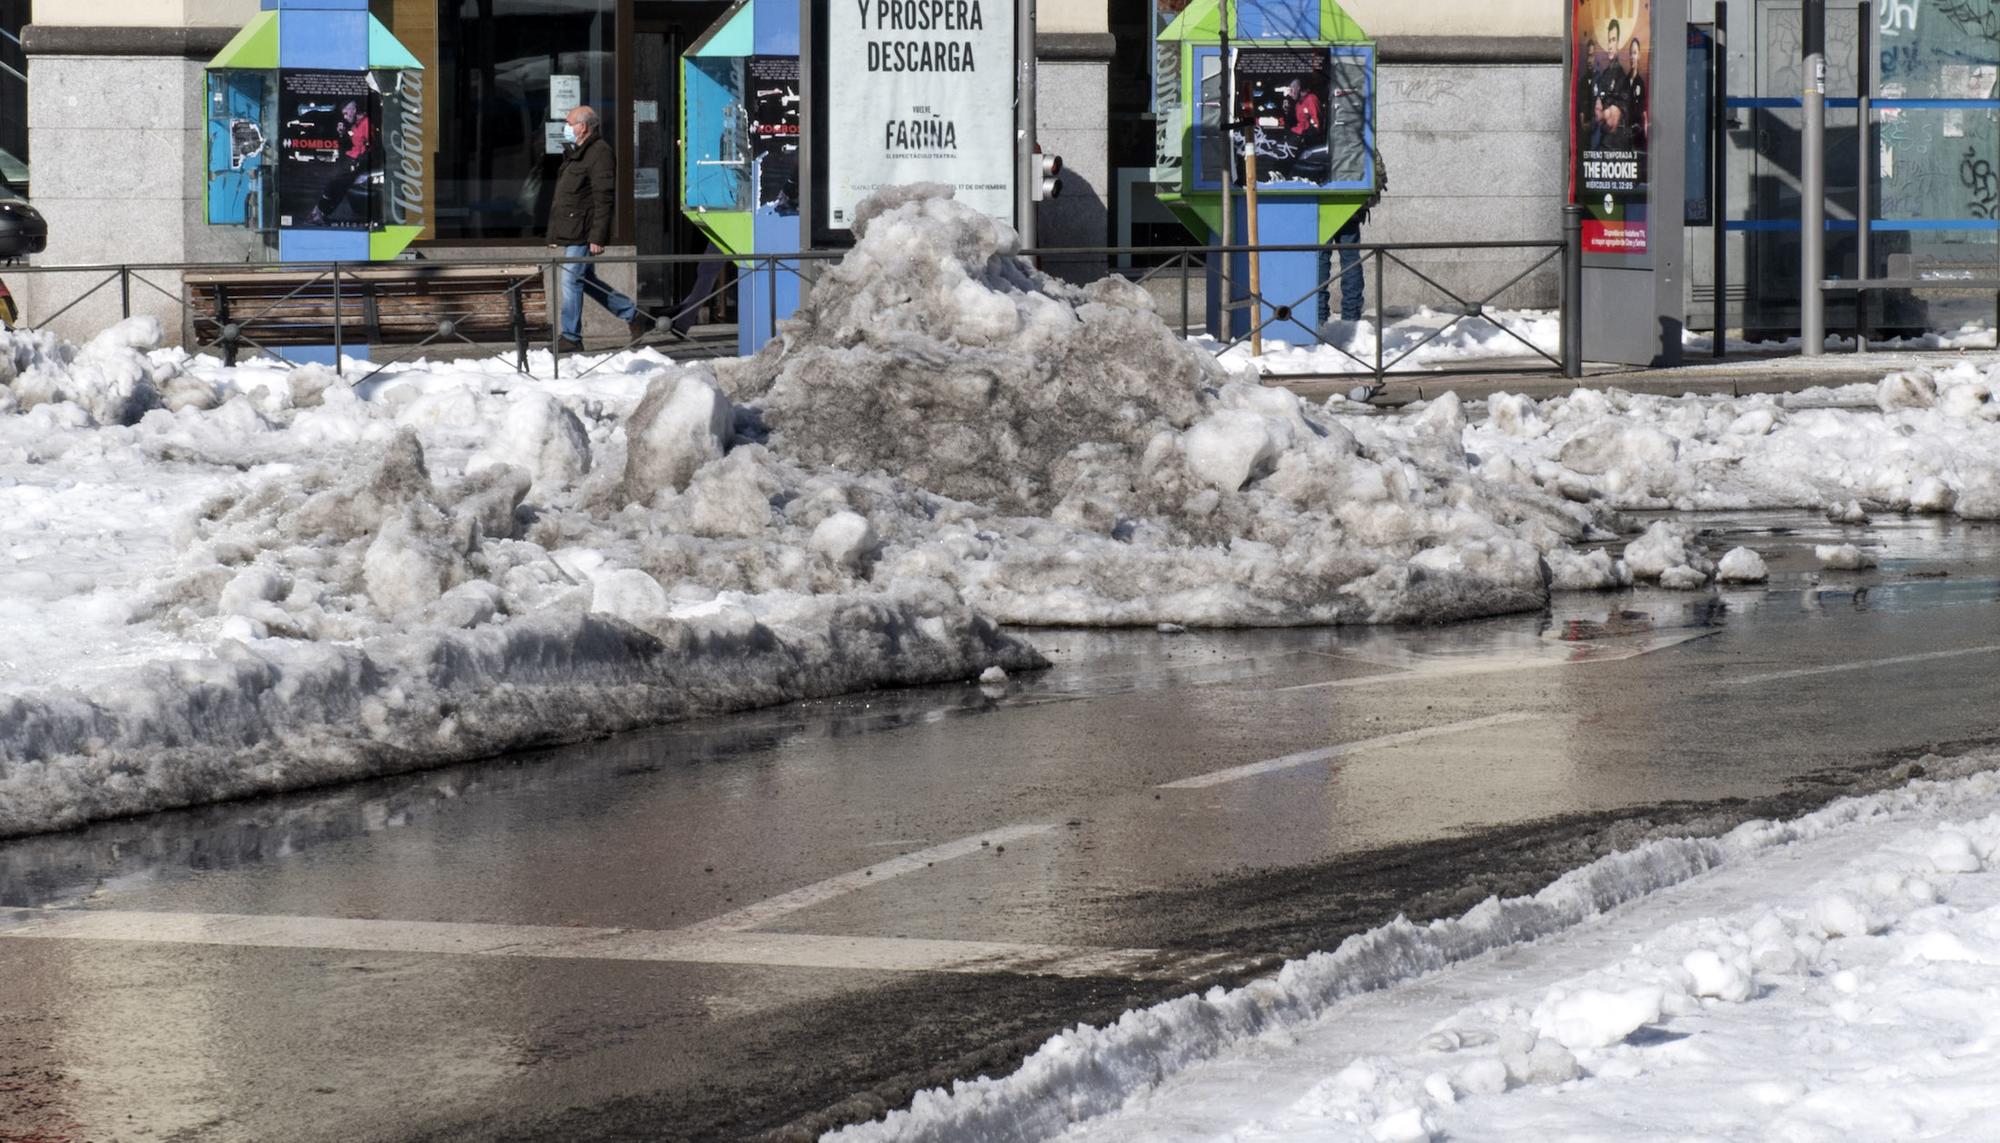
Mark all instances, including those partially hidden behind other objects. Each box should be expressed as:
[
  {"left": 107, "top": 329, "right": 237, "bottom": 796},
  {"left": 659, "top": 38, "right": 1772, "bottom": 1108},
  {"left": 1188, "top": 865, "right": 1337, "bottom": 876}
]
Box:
[
  {"left": 0, "top": 0, "right": 27, "bottom": 189},
  {"left": 435, "top": 0, "right": 620, "bottom": 240}
]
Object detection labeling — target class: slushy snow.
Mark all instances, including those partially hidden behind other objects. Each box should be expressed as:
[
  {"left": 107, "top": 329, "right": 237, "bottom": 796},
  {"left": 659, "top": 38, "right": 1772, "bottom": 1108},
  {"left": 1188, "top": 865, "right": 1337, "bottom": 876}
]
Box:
[
  {"left": 829, "top": 751, "right": 2000, "bottom": 1143},
  {"left": 7, "top": 186, "right": 2000, "bottom": 837}
]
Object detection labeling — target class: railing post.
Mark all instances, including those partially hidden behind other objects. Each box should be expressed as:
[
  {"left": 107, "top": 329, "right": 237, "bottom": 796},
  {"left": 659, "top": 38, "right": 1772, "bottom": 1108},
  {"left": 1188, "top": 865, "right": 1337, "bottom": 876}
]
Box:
[
  {"left": 1372, "top": 248, "right": 1384, "bottom": 384},
  {"left": 119, "top": 266, "right": 130, "bottom": 320},
  {"left": 1563, "top": 204, "right": 1584, "bottom": 379},
  {"left": 332, "top": 262, "right": 344, "bottom": 375},
  {"left": 1180, "top": 250, "right": 1190, "bottom": 339}
]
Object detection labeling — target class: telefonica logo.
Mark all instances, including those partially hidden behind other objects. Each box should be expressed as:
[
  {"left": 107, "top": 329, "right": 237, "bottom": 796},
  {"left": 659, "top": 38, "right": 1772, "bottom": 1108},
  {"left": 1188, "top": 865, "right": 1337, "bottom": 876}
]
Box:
[{"left": 387, "top": 71, "right": 427, "bottom": 227}]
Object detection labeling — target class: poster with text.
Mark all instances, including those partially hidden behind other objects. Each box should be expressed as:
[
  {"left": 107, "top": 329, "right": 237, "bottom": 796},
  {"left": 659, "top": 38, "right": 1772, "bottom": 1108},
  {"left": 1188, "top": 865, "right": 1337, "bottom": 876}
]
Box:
[
  {"left": 1572, "top": 0, "right": 1651, "bottom": 255},
  {"left": 824, "top": 0, "right": 1016, "bottom": 230},
  {"left": 1231, "top": 48, "right": 1334, "bottom": 187},
  {"left": 749, "top": 55, "right": 800, "bottom": 213},
  {"left": 278, "top": 70, "right": 381, "bottom": 231}
]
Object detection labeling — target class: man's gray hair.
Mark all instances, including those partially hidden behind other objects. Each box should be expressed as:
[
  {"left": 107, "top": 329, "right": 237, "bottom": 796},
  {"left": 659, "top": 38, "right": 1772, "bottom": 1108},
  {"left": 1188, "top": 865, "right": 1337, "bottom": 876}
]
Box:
[{"left": 573, "top": 105, "right": 601, "bottom": 129}]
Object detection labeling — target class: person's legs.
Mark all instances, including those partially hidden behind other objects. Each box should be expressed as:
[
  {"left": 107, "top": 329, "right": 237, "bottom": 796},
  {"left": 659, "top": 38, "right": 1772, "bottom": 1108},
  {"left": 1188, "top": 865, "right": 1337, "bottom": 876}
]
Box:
[
  {"left": 1317, "top": 246, "right": 1333, "bottom": 327},
  {"left": 1336, "top": 217, "right": 1365, "bottom": 322},
  {"left": 577, "top": 260, "right": 638, "bottom": 323},
  {"left": 559, "top": 245, "right": 589, "bottom": 342}
]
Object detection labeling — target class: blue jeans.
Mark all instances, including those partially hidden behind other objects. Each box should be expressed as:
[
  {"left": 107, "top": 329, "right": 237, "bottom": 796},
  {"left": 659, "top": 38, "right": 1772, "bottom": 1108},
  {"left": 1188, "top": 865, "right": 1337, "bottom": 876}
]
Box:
[
  {"left": 1318, "top": 217, "right": 1366, "bottom": 324},
  {"left": 557, "top": 244, "right": 637, "bottom": 341}
]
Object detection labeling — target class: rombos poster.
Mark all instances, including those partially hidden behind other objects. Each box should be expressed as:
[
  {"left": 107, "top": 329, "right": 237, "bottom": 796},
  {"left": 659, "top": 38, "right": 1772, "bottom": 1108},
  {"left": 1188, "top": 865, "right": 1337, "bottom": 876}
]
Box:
[
  {"left": 749, "top": 55, "right": 800, "bottom": 212},
  {"left": 1573, "top": 0, "right": 1652, "bottom": 255},
  {"left": 1231, "top": 48, "right": 1334, "bottom": 187},
  {"left": 278, "top": 70, "right": 382, "bottom": 232}
]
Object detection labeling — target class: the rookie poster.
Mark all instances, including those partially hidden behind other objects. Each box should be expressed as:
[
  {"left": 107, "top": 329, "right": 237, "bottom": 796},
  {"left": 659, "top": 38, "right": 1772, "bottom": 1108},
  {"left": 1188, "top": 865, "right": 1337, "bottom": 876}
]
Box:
[
  {"left": 1572, "top": 0, "right": 1651, "bottom": 256},
  {"left": 278, "top": 70, "right": 381, "bottom": 231},
  {"left": 824, "top": 0, "right": 1016, "bottom": 230}
]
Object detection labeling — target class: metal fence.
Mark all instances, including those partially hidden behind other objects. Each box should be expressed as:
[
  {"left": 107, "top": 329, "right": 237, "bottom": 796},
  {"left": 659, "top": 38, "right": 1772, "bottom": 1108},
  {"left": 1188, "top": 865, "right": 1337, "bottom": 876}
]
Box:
[{"left": 0, "top": 237, "right": 1574, "bottom": 388}]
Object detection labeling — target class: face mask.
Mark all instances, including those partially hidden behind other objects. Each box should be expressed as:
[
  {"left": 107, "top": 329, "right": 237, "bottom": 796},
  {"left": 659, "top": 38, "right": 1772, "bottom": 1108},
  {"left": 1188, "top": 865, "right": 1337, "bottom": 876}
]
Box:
[{"left": 562, "top": 123, "right": 578, "bottom": 145}]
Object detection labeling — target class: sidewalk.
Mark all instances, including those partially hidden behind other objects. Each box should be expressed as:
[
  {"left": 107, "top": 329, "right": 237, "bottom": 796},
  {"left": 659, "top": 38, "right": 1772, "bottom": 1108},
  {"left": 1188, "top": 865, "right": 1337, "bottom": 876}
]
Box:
[{"left": 1271, "top": 345, "right": 1999, "bottom": 406}]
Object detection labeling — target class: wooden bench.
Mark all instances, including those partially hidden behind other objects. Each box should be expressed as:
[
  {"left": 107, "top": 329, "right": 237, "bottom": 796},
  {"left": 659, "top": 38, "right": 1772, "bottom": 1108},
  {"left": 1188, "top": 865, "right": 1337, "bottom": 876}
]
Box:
[{"left": 184, "top": 263, "right": 551, "bottom": 368}]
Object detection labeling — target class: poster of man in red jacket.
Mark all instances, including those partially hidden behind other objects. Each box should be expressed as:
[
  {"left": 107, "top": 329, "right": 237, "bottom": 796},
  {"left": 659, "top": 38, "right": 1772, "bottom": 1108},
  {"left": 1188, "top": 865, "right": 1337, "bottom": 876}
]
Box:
[{"left": 279, "top": 71, "right": 381, "bottom": 231}]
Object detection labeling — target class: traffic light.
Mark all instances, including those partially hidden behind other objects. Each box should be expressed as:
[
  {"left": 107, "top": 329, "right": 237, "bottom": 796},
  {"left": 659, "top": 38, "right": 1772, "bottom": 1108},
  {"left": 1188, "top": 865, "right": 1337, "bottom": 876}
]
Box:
[{"left": 1031, "top": 146, "right": 1063, "bottom": 201}]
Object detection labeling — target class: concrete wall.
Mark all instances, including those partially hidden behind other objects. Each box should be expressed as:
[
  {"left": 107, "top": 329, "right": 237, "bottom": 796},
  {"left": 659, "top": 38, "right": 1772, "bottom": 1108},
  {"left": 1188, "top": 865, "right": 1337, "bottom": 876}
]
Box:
[
  {"left": 1339, "top": 0, "right": 1558, "bottom": 38},
  {"left": 22, "top": 47, "right": 264, "bottom": 341},
  {"left": 29, "top": 0, "right": 257, "bottom": 27},
  {"left": 1366, "top": 62, "right": 1565, "bottom": 311}
]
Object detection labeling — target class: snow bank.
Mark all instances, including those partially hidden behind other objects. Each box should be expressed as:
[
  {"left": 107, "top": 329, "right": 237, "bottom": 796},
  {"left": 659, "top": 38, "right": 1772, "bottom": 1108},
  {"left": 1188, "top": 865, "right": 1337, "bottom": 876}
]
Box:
[
  {"left": 829, "top": 753, "right": 2000, "bottom": 1143},
  {"left": 722, "top": 188, "right": 1621, "bottom": 626},
  {"left": 0, "top": 316, "right": 1041, "bottom": 838},
  {"left": 1464, "top": 375, "right": 2000, "bottom": 521}
]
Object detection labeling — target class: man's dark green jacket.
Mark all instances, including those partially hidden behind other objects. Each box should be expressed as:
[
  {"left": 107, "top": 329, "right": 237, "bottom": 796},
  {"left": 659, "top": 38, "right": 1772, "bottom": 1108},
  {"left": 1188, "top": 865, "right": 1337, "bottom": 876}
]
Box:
[{"left": 547, "top": 133, "right": 616, "bottom": 247}]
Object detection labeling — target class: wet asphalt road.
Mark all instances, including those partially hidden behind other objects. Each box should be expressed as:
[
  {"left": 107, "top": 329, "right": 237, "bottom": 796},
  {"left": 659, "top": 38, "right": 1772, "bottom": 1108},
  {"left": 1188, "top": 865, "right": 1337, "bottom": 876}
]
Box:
[{"left": 3, "top": 511, "right": 1999, "bottom": 1143}]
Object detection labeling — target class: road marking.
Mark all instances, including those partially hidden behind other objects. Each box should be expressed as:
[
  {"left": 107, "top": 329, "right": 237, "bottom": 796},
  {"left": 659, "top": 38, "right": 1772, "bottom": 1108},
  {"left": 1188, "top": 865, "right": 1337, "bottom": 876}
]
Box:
[
  {"left": 1159, "top": 712, "right": 1545, "bottom": 790},
  {"left": 0, "top": 908, "right": 1210, "bottom": 981},
  {"left": 1728, "top": 643, "right": 2000, "bottom": 687},
  {"left": 1279, "top": 630, "right": 1718, "bottom": 692},
  {"left": 682, "top": 823, "right": 1057, "bottom": 933}
]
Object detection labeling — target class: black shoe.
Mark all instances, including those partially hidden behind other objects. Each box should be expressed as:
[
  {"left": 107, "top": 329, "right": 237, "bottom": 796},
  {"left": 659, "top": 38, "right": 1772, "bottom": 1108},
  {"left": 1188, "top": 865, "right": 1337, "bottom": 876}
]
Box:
[
  {"left": 556, "top": 336, "right": 585, "bottom": 353},
  {"left": 627, "top": 313, "right": 657, "bottom": 343}
]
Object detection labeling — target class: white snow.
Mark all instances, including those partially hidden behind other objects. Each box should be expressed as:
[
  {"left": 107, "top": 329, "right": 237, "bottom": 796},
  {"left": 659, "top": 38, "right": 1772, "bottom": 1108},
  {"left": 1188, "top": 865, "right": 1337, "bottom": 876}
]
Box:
[
  {"left": 830, "top": 752, "right": 2000, "bottom": 1143},
  {"left": 8, "top": 185, "right": 2000, "bottom": 839}
]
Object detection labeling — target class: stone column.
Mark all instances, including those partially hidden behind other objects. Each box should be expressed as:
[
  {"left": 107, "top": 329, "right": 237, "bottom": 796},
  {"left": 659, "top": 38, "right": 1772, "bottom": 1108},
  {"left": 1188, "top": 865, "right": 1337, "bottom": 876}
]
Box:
[{"left": 21, "top": 3, "right": 264, "bottom": 342}]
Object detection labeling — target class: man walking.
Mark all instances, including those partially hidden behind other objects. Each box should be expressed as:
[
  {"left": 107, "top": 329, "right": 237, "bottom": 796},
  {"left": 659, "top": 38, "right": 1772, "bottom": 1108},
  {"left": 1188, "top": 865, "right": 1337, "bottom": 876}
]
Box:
[{"left": 547, "top": 105, "right": 648, "bottom": 351}]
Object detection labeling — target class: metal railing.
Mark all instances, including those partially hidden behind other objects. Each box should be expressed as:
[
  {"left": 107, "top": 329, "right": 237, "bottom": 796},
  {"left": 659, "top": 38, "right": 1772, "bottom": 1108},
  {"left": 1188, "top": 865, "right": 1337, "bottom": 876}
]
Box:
[{"left": 0, "top": 238, "right": 1573, "bottom": 388}]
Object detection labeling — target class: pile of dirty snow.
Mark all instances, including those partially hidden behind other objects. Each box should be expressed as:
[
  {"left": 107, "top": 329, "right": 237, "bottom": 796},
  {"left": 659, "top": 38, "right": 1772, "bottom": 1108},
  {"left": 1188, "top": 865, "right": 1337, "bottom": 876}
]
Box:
[
  {"left": 1466, "top": 376, "right": 2000, "bottom": 520},
  {"left": 34, "top": 186, "right": 1994, "bottom": 837}
]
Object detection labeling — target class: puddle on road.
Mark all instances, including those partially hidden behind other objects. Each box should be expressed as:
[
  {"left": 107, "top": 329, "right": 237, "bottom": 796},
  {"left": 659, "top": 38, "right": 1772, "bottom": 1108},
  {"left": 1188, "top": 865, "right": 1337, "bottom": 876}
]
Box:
[{"left": 5, "top": 512, "right": 1995, "bottom": 911}]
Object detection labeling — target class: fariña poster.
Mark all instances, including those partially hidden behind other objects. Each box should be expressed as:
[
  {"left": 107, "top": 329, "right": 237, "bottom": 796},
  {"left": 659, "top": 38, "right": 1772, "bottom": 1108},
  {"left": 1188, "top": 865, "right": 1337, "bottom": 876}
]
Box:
[
  {"left": 1572, "top": 0, "right": 1651, "bottom": 256},
  {"left": 824, "top": 0, "right": 1016, "bottom": 230},
  {"left": 278, "top": 70, "right": 382, "bottom": 231}
]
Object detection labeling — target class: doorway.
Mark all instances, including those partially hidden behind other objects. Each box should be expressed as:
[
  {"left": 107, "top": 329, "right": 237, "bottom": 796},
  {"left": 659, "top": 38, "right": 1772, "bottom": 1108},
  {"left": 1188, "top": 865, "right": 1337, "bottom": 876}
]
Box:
[{"left": 633, "top": 2, "right": 731, "bottom": 311}]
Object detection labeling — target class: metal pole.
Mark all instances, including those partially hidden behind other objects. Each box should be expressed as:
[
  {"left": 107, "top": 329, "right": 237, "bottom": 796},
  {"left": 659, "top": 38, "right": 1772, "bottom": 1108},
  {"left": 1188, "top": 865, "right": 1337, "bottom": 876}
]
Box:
[
  {"left": 1801, "top": 0, "right": 1827, "bottom": 356},
  {"left": 332, "top": 262, "right": 344, "bottom": 374},
  {"left": 1564, "top": 203, "right": 1584, "bottom": 377},
  {"left": 1713, "top": 0, "right": 1729, "bottom": 359},
  {"left": 800, "top": 0, "right": 815, "bottom": 256},
  {"left": 1218, "top": 25, "right": 1233, "bottom": 338},
  {"left": 1855, "top": 0, "right": 1873, "bottom": 354},
  {"left": 1015, "top": 0, "right": 1037, "bottom": 247},
  {"left": 119, "top": 266, "right": 130, "bottom": 320},
  {"left": 1244, "top": 139, "right": 1262, "bottom": 356}
]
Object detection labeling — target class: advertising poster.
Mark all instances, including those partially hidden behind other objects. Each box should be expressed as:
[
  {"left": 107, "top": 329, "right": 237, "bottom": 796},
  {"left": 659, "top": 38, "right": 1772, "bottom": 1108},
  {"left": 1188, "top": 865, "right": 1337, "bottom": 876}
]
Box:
[
  {"left": 278, "top": 70, "right": 381, "bottom": 231},
  {"left": 1231, "top": 48, "right": 1334, "bottom": 186},
  {"left": 749, "top": 55, "right": 800, "bottom": 212},
  {"left": 1573, "top": 0, "right": 1652, "bottom": 255},
  {"left": 823, "top": 0, "right": 1016, "bottom": 229}
]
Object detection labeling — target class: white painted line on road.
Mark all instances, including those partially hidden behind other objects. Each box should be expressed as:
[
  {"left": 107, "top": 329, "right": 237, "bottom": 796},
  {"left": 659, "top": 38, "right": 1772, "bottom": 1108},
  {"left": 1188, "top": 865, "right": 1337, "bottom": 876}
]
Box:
[
  {"left": 0, "top": 908, "right": 1196, "bottom": 980},
  {"left": 681, "top": 822, "right": 1058, "bottom": 934},
  {"left": 1728, "top": 643, "right": 2000, "bottom": 687},
  {"left": 1159, "top": 712, "right": 1545, "bottom": 790},
  {"left": 1279, "top": 630, "right": 1718, "bottom": 692}
]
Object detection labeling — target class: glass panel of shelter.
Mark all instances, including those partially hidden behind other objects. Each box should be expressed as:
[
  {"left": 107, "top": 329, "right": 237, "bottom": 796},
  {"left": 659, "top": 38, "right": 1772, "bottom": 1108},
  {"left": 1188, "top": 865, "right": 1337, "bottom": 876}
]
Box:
[{"left": 1714, "top": 0, "right": 2000, "bottom": 340}]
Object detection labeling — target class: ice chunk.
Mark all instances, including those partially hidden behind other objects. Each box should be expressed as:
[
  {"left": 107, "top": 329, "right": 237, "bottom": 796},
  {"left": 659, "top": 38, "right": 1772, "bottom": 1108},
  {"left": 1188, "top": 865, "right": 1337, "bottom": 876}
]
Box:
[
  {"left": 1825, "top": 499, "right": 1870, "bottom": 525},
  {"left": 811, "top": 510, "right": 879, "bottom": 570},
  {"left": 1716, "top": 546, "right": 1769, "bottom": 583},
  {"left": 1183, "top": 408, "right": 1285, "bottom": 491},
  {"left": 469, "top": 392, "right": 592, "bottom": 496},
  {"left": 622, "top": 369, "right": 732, "bottom": 502},
  {"left": 1813, "top": 543, "right": 1877, "bottom": 570},
  {"left": 1623, "top": 521, "right": 1713, "bottom": 581},
  {"left": 1532, "top": 985, "right": 1664, "bottom": 1050},
  {"left": 1876, "top": 370, "right": 1937, "bottom": 411}
]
